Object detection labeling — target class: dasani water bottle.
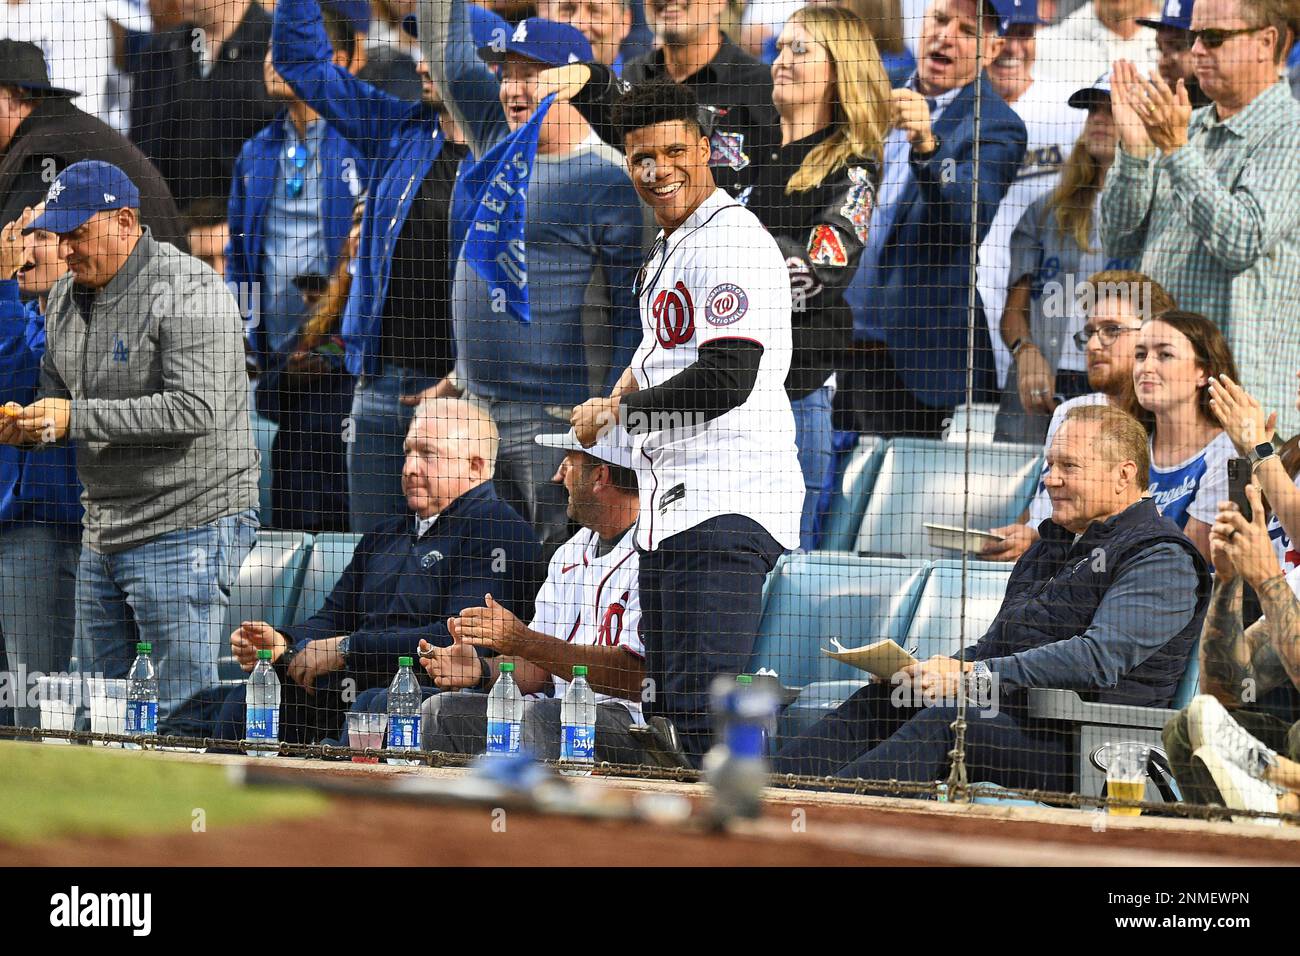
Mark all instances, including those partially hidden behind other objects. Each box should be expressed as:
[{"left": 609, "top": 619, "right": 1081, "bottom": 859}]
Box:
[
  {"left": 125, "top": 642, "right": 157, "bottom": 748},
  {"left": 386, "top": 656, "right": 422, "bottom": 766},
  {"left": 245, "top": 648, "right": 280, "bottom": 757},
  {"left": 560, "top": 664, "right": 596, "bottom": 775},
  {"left": 486, "top": 661, "right": 522, "bottom": 755}
]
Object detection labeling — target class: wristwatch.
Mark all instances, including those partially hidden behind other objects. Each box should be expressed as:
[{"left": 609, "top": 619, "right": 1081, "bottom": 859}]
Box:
[
  {"left": 337, "top": 635, "right": 351, "bottom": 665},
  {"left": 1247, "top": 441, "right": 1276, "bottom": 471},
  {"left": 1009, "top": 338, "right": 1035, "bottom": 358},
  {"left": 965, "top": 661, "right": 994, "bottom": 705}
]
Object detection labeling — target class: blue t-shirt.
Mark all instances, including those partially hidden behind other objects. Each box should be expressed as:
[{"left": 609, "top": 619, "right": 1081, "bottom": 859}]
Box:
[{"left": 1146, "top": 432, "right": 1235, "bottom": 530}]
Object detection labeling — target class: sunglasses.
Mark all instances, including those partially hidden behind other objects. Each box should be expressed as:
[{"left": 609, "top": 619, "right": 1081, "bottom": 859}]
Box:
[
  {"left": 285, "top": 144, "right": 309, "bottom": 198},
  {"left": 1189, "top": 25, "right": 1264, "bottom": 48}
]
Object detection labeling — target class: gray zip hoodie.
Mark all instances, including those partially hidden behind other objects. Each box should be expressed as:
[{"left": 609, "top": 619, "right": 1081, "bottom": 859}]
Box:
[{"left": 38, "top": 228, "right": 259, "bottom": 553}]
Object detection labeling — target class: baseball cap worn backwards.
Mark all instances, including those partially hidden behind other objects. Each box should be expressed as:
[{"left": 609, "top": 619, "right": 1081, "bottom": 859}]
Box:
[{"left": 24, "top": 161, "right": 140, "bottom": 236}]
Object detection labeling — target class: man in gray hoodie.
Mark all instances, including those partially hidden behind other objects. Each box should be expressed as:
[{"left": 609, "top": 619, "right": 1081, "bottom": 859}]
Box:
[{"left": 1, "top": 160, "right": 260, "bottom": 730}]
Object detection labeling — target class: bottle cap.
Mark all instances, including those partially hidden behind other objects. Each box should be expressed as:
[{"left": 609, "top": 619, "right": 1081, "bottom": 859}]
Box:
[
  {"left": 257, "top": 649, "right": 273, "bottom": 660},
  {"left": 398, "top": 656, "right": 413, "bottom": 667},
  {"left": 736, "top": 674, "right": 753, "bottom": 685},
  {"left": 501, "top": 661, "right": 515, "bottom": 673},
  {"left": 572, "top": 665, "right": 588, "bottom": 677},
  {"left": 136, "top": 642, "right": 152, "bottom": 653}
]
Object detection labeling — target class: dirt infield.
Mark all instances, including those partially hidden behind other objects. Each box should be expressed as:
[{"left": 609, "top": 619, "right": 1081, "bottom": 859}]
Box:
[{"left": 4, "top": 752, "right": 1300, "bottom": 866}]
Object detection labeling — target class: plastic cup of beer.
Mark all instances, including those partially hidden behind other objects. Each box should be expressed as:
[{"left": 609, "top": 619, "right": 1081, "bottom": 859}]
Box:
[
  {"left": 1107, "top": 741, "right": 1149, "bottom": 816},
  {"left": 347, "top": 712, "right": 387, "bottom": 763},
  {"left": 37, "top": 675, "right": 78, "bottom": 744}
]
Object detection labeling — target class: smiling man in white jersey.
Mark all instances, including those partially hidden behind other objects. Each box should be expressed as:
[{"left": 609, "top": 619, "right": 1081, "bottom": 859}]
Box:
[{"left": 571, "top": 79, "right": 802, "bottom": 762}]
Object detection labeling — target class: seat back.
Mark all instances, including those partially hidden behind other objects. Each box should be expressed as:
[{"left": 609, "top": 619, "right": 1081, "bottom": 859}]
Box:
[
  {"left": 749, "top": 553, "right": 930, "bottom": 687},
  {"left": 943, "top": 403, "right": 1000, "bottom": 444},
  {"left": 854, "top": 438, "right": 1041, "bottom": 560},
  {"left": 293, "top": 532, "right": 364, "bottom": 625},
  {"left": 1172, "top": 636, "right": 1201, "bottom": 711},
  {"left": 904, "top": 559, "right": 1013, "bottom": 660},
  {"left": 218, "top": 531, "right": 313, "bottom": 682},
  {"left": 819, "top": 436, "right": 885, "bottom": 552},
  {"left": 250, "top": 412, "right": 278, "bottom": 527}
]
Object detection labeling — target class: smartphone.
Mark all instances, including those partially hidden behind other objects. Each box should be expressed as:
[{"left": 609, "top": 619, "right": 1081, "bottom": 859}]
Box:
[{"left": 1227, "top": 458, "right": 1253, "bottom": 523}]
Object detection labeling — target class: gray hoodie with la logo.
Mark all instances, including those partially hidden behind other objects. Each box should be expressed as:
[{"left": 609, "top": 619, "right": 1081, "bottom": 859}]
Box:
[{"left": 37, "top": 228, "right": 259, "bottom": 553}]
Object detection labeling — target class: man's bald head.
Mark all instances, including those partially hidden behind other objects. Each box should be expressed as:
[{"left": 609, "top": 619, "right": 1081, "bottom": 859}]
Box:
[{"left": 403, "top": 399, "right": 500, "bottom": 517}]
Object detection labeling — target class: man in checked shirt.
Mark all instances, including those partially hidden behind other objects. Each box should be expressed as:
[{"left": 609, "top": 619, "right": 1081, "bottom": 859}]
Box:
[{"left": 1100, "top": 0, "right": 1300, "bottom": 435}]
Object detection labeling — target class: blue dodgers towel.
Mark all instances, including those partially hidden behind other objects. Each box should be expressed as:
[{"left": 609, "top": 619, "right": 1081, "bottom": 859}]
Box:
[{"left": 459, "top": 93, "right": 558, "bottom": 324}]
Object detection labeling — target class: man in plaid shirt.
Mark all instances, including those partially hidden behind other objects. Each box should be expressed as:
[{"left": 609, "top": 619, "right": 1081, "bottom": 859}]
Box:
[{"left": 1099, "top": 0, "right": 1300, "bottom": 434}]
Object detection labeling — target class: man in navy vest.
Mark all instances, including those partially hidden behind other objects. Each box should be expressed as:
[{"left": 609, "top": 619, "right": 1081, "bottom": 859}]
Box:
[{"left": 774, "top": 403, "right": 1211, "bottom": 791}]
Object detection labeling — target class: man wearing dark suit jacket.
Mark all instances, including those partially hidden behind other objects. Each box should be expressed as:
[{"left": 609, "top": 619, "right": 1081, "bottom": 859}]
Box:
[{"left": 842, "top": 0, "right": 1027, "bottom": 437}]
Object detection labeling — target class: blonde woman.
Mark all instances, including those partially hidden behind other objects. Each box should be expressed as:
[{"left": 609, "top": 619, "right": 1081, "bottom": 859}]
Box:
[
  {"left": 755, "top": 3, "right": 890, "bottom": 548},
  {"left": 995, "top": 74, "right": 1134, "bottom": 444}
]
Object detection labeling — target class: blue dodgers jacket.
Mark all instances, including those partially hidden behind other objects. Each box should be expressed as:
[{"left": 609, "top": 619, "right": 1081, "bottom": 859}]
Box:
[
  {"left": 281, "top": 481, "right": 543, "bottom": 686},
  {"left": 272, "top": 0, "right": 449, "bottom": 378},
  {"left": 0, "top": 280, "right": 81, "bottom": 529},
  {"left": 227, "top": 111, "right": 365, "bottom": 368}
]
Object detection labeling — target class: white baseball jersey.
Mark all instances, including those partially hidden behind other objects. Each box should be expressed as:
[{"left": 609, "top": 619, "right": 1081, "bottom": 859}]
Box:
[
  {"left": 1269, "top": 471, "right": 1300, "bottom": 596},
  {"left": 529, "top": 526, "right": 644, "bottom": 717},
  {"left": 628, "top": 187, "right": 803, "bottom": 552}
]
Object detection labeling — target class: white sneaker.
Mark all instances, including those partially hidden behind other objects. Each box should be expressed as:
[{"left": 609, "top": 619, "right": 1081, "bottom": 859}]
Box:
[
  {"left": 1191, "top": 745, "right": 1280, "bottom": 826},
  {"left": 1187, "top": 694, "right": 1278, "bottom": 779}
]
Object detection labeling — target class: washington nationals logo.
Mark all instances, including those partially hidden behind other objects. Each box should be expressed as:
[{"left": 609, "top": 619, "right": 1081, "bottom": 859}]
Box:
[
  {"left": 652, "top": 281, "right": 695, "bottom": 349},
  {"left": 597, "top": 591, "right": 630, "bottom": 647}
]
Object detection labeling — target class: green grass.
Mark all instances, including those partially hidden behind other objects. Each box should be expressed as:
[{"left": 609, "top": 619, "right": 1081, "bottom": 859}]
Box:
[{"left": 0, "top": 743, "right": 328, "bottom": 844}]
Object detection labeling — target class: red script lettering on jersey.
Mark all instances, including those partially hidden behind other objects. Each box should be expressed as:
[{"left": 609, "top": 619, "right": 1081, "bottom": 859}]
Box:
[{"left": 652, "top": 281, "right": 695, "bottom": 348}]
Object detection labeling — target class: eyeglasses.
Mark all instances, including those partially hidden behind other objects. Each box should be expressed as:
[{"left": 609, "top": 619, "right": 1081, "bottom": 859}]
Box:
[
  {"left": 285, "top": 144, "right": 309, "bottom": 198},
  {"left": 1073, "top": 324, "right": 1139, "bottom": 349},
  {"left": 1189, "top": 25, "right": 1264, "bottom": 48}
]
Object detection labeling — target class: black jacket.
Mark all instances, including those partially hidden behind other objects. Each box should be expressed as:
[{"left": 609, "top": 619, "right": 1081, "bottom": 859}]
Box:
[
  {"left": 744, "top": 126, "right": 878, "bottom": 399},
  {"left": 0, "top": 96, "right": 185, "bottom": 248},
  {"left": 126, "top": 1, "right": 278, "bottom": 206}
]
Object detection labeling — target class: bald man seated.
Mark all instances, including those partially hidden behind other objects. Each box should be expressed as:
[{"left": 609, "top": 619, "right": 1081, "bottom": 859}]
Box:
[{"left": 211, "top": 399, "right": 544, "bottom": 745}]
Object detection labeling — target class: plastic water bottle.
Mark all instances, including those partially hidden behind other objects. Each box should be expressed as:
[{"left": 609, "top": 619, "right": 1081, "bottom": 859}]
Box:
[
  {"left": 386, "top": 656, "right": 422, "bottom": 766},
  {"left": 124, "top": 642, "right": 158, "bottom": 747},
  {"left": 703, "top": 674, "right": 778, "bottom": 827},
  {"left": 485, "top": 661, "right": 522, "bottom": 756},
  {"left": 245, "top": 649, "right": 280, "bottom": 758},
  {"left": 560, "top": 664, "right": 596, "bottom": 775}
]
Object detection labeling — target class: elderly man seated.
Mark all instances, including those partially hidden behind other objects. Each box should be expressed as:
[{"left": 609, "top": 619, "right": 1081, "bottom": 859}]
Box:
[
  {"left": 214, "top": 398, "right": 543, "bottom": 744},
  {"left": 775, "top": 404, "right": 1211, "bottom": 792}
]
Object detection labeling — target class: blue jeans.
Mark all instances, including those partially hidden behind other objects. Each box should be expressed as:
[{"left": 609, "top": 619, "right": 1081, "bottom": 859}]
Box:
[
  {"left": 772, "top": 682, "right": 1074, "bottom": 792},
  {"left": 348, "top": 364, "right": 440, "bottom": 534},
  {"left": 474, "top": 397, "right": 572, "bottom": 551},
  {"left": 0, "top": 522, "right": 81, "bottom": 727},
  {"left": 73, "top": 510, "right": 259, "bottom": 728},
  {"left": 790, "top": 385, "right": 835, "bottom": 552}
]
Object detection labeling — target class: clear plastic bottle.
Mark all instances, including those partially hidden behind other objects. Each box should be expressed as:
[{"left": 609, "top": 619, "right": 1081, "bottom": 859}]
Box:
[
  {"left": 245, "top": 648, "right": 280, "bottom": 758},
  {"left": 703, "top": 674, "right": 778, "bottom": 826},
  {"left": 386, "top": 656, "right": 422, "bottom": 766},
  {"left": 560, "top": 664, "right": 596, "bottom": 775},
  {"left": 124, "top": 641, "right": 157, "bottom": 748},
  {"left": 485, "top": 661, "right": 522, "bottom": 756}
]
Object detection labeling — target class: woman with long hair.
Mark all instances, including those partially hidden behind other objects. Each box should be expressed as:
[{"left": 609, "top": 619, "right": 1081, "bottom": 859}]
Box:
[
  {"left": 1135, "top": 309, "right": 1240, "bottom": 563},
  {"left": 754, "top": 2, "right": 891, "bottom": 549},
  {"left": 995, "top": 81, "right": 1134, "bottom": 444}
]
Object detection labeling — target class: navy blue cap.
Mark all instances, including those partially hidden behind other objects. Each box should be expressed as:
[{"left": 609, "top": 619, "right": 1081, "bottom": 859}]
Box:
[
  {"left": 402, "top": 6, "right": 510, "bottom": 50},
  {"left": 988, "top": 0, "right": 1049, "bottom": 32},
  {"left": 476, "top": 17, "right": 592, "bottom": 66},
  {"left": 1067, "top": 71, "right": 1113, "bottom": 110},
  {"left": 1136, "top": 0, "right": 1194, "bottom": 31},
  {"left": 24, "top": 161, "right": 140, "bottom": 235}
]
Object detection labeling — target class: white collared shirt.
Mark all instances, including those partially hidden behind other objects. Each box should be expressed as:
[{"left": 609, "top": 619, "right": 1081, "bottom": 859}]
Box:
[
  {"left": 628, "top": 187, "right": 803, "bottom": 552},
  {"left": 415, "top": 513, "right": 439, "bottom": 538}
]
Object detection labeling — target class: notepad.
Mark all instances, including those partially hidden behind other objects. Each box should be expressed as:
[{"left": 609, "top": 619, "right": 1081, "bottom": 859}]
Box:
[{"left": 821, "top": 638, "right": 918, "bottom": 680}]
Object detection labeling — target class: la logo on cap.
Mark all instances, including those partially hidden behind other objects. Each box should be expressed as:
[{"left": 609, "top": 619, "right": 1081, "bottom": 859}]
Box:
[
  {"left": 1165, "top": 0, "right": 1180, "bottom": 15},
  {"left": 512, "top": 20, "right": 527, "bottom": 41},
  {"left": 104, "top": 193, "right": 116, "bottom": 203},
  {"left": 46, "top": 180, "right": 65, "bottom": 203}
]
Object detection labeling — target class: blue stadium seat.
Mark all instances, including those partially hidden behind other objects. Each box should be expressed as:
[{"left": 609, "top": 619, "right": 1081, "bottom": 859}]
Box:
[
  {"left": 216, "top": 531, "right": 314, "bottom": 683},
  {"left": 853, "top": 438, "right": 1041, "bottom": 560},
  {"left": 903, "top": 559, "right": 1013, "bottom": 660},
  {"left": 818, "top": 436, "right": 886, "bottom": 552},
  {"left": 753, "top": 554, "right": 931, "bottom": 736},
  {"left": 292, "top": 532, "right": 363, "bottom": 625}
]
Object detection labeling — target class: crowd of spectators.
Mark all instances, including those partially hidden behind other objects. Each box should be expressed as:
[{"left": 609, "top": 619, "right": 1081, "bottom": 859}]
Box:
[{"left": 2, "top": 0, "right": 1300, "bottom": 821}]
